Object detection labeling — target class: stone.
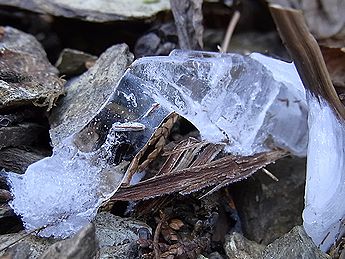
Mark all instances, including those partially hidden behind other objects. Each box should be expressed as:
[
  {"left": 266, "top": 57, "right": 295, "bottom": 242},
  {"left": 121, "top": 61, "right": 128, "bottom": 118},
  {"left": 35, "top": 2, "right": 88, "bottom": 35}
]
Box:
[
  {"left": 0, "top": 26, "right": 64, "bottom": 111},
  {"left": 0, "top": 232, "right": 56, "bottom": 258},
  {"left": 0, "top": 213, "right": 150, "bottom": 258},
  {"left": 55, "top": 48, "right": 97, "bottom": 78},
  {"left": 40, "top": 223, "right": 98, "bottom": 259},
  {"left": 224, "top": 232, "right": 265, "bottom": 259},
  {"left": 95, "top": 212, "right": 152, "bottom": 259},
  {"left": 260, "top": 226, "right": 330, "bottom": 259},
  {"left": 134, "top": 22, "right": 178, "bottom": 58},
  {"left": 49, "top": 44, "right": 134, "bottom": 146},
  {"left": 0, "top": 0, "right": 170, "bottom": 22},
  {"left": 0, "top": 147, "right": 48, "bottom": 174},
  {"left": 231, "top": 157, "right": 306, "bottom": 245}
]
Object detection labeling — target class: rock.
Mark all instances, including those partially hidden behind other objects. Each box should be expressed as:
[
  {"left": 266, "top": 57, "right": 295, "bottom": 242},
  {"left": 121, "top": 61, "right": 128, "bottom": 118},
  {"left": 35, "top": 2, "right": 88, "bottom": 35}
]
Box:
[
  {"left": 0, "top": 123, "right": 46, "bottom": 150},
  {"left": 0, "top": 0, "right": 170, "bottom": 22},
  {"left": 231, "top": 157, "right": 306, "bottom": 245},
  {"left": 49, "top": 44, "right": 134, "bottom": 146},
  {"left": 95, "top": 212, "right": 152, "bottom": 259},
  {"left": 0, "top": 213, "right": 150, "bottom": 258},
  {"left": 198, "top": 252, "right": 225, "bottom": 259},
  {"left": 40, "top": 223, "right": 98, "bottom": 259},
  {"left": 0, "top": 147, "right": 48, "bottom": 174},
  {"left": 0, "top": 203, "right": 14, "bottom": 218},
  {"left": 0, "top": 108, "right": 51, "bottom": 173},
  {"left": 55, "top": 48, "right": 97, "bottom": 78},
  {"left": 260, "top": 226, "right": 330, "bottom": 259},
  {"left": 134, "top": 22, "right": 178, "bottom": 58},
  {"left": 224, "top": 232, "right": 265, "bottom": 259},
  {"left": 208, "top": 252, "right": 225, "bottom": 259},
  {"left": 0, "top": 189, "right": 11, "bottom": 203},
  {"left": 0, "top": 232, "right": 56, "bottom": 258},
  {"left": 0, "top": 26, "right": 64, "bottom": 111}
]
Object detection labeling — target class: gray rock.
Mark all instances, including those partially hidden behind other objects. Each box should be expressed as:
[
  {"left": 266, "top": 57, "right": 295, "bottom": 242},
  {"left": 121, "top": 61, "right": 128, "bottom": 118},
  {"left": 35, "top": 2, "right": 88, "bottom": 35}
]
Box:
[
  {"left": 134, "top": 22, "right": 178, "bottom": 58},
  {"left": 224, "top": 232, "right": 265, "bottom": 259},
  {"left": 0, "top": 26, "right": 64, "bottom": 111},
  {"left": 207, "top": 251, "right": 225, "bottom": 259},
  {"left": 0, "top": 213, "right": 150, "bottom": 258},
  {"left": 40, "top": 223, "right": 98, "bottom": 259},
  {"left": 0, "top": 0, "right": 170, "bottom": 22},
  {"left": 0, "top": 147, "right": 48, "bottom": 174},
  {"left": 0, "top": 204, "right": 15, "bottom": 218},
  {"left": 49, "top": 44, "right": 134, "bottom": 146},
  {"left": 55, "top": 48, "right": 97, "bottom": 78},
  {"left": 95, "top": 212, "right": 152, "bottom": 259},
  {"left": 232, "top": 157, "right": 306, "bottom": 244},
  {"left": 0, "top": 123, "right": 45, "bottom": 150},
  {"left": 260, "top": 226, "right": 330, "bottom": 259},
  {"left": 0, "top": 232, "right": 56, "bottom": 258}
]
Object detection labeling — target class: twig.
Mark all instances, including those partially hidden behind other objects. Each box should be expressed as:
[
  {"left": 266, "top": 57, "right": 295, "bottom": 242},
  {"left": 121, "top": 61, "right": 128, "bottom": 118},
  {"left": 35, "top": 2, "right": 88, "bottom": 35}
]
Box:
[
  {"left": 220, "top": 11, "right": 240, "bottom": 53},
  {"left": 269, "top": 5, "right": 345, "bottom": 120},
  {"left": 108, "top": 150, "right": 286, "bottom": 201},
  {"left": 262, "top": 168, "right": 279, "bottom": 181},
  {"left": 153, "top": 212, "right": 167, "bottom": 259}
]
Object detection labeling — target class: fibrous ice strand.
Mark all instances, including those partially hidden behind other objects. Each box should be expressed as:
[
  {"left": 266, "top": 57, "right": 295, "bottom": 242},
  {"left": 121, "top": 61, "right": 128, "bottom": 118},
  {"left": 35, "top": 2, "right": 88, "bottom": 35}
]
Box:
[
  {"left": 7, "top": 50, "right": 308, "bottom": 238},
  {"left": 303, "top": 93, "right": 345, "bottom": 251}
]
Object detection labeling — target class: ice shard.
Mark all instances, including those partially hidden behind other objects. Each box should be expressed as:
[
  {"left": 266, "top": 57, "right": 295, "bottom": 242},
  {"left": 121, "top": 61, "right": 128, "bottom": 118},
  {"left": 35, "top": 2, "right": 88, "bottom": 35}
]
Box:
[
  {"left": 8, "top": 75, "right": 170, "bottom": 238},
  {"left": 8, "top": 50, "right": 308, "bottom": 238},
  {"left": 128, "top": 50, "right": 308, "bottom": 155},
  {"left": 303, "top": 94, "right": 345, "bottom": 251}
]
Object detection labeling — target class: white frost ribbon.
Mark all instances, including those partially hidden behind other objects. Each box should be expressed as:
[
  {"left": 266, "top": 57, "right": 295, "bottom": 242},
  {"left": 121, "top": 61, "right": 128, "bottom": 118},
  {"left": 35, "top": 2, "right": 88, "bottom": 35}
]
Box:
[{"left": 303, "top": 93, "right": 345, "bottom": 251}]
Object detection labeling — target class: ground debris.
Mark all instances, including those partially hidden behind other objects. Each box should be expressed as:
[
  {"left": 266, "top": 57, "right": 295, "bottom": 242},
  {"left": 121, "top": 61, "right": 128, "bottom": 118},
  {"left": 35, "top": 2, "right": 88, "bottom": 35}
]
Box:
[{"left": 108, "top": 137, "right": 286, "bottom": 202}]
